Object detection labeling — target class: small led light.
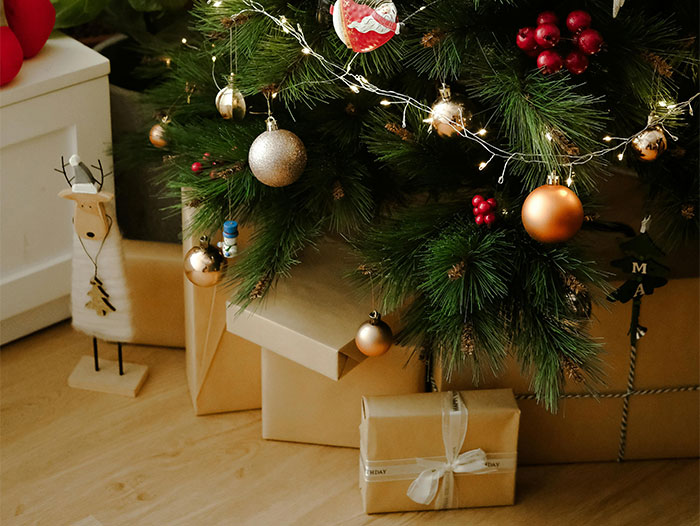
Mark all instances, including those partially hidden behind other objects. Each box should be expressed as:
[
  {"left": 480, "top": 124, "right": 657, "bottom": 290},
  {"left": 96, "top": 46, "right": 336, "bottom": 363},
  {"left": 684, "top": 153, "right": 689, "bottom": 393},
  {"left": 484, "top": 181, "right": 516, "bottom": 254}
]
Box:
[
  {"left": 301, "top": 47, "right": 312, "bottom": 55},
  {"left": 603, "top": 135, "right": 612, "bottom": 142},
  {"left": 617, "top": 152, "right": 624, "bottom": 161},
  {"left": 212, "top": 0, "right": 222, "bottom": 6},
  {"left": 349, "top": 85, "right": 360, "bottom": 93},
  {"left": 358, "top": 76, "right": 369, "bottom": 85},
  {"left": 272, "top": 92, "right": 278, "bottom": 99},
  {"left": 657, "top": 100, "right": 668, "bottom": 107},
  {"left": 478, "top": 162, "right": 488, "bottom": 171},
  {"left": 181, "top": 38, "right": 187, "bottom": 44},
  {"left": 545, "top": 132, "right": 553, "bottom": 141},
  {"left": 668, "top": 103, "right": 677, "bottom": 109},
  {"left": 212, "top": 56, "right": 217, "bottom": 62},
  {"left": 476, "top": 128, "right": 487, "bottom": 136},
  {"left": 566, "top": 177, "right": 573, "bottom": 187},
  {"left": 380, "top": 100, "right": 391, "bottom": 106}
]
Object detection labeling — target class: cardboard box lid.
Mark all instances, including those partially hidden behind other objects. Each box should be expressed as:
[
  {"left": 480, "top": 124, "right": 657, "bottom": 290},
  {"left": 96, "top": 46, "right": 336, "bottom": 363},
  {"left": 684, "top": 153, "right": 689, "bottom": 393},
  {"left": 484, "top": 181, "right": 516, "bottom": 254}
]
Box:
[
  {"left": 0, "top": 33, "right": 110, "bottom": 108},
  {"left": 226, "top": 239, "right": 371, "bottom": 381}
]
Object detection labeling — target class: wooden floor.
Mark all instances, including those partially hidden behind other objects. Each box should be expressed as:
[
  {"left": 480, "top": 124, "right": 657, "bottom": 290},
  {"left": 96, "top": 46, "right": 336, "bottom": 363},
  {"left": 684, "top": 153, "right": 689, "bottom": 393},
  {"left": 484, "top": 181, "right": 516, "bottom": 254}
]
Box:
[{"left": 2, "top": 322, "right": 698, "bottom": 526}]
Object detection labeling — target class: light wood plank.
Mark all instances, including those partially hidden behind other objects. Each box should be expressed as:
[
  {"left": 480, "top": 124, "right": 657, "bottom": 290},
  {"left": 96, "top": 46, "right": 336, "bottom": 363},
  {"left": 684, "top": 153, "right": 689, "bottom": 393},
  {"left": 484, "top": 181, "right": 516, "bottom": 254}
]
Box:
[{"left": 1, "top": 322, "right": 698, "bottom": 526}]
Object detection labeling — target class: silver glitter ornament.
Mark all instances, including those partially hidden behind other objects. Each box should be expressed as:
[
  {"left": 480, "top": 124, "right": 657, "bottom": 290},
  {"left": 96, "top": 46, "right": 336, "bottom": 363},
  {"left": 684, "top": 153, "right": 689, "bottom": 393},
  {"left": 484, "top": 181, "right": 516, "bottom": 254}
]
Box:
[
  {"left": 215, "top": 75, "right": 246, "bottom": 120},
  {"left": 428, "top": 85, "right": 472, "bottom": 138},
  {"left": 248, "top": 117, "right": 307, "bottom": 187}
]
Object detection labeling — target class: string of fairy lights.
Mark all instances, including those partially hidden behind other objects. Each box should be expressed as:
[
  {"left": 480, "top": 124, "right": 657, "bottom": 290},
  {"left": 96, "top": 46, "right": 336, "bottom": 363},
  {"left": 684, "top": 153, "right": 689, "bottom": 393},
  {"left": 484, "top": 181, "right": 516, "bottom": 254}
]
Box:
[{"left": 200, "top": 0, "right": 699, "bottom": 186}]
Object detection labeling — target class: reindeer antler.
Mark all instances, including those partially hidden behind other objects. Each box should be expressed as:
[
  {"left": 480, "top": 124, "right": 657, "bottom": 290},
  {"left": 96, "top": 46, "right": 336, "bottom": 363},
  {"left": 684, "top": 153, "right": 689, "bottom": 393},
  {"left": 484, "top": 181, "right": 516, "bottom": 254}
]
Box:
[
  {"left": 90, "top": 159, "right": 111, "bottom": 192},
  {"left": 53, "top": 156, "right": 73, "bottom": 187}
]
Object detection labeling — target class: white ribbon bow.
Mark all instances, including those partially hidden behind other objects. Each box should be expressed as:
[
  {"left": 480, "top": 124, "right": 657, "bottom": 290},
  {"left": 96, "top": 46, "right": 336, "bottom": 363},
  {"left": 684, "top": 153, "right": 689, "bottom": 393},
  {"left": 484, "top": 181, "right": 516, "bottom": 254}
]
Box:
[{"left": 405, "top": 392, "right": 495, "bottom": 508}]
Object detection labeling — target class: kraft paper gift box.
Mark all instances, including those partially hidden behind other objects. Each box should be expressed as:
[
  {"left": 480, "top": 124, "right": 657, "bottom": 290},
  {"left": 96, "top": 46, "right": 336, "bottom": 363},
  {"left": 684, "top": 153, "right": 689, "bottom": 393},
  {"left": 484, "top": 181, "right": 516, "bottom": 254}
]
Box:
[
  {"left": 360, "top": 389, "right": 521, "bottom": 514},
  {"left": 433, "top": 277, "right": 700, "bottom": 463},
  {"left": 226, "top": 239, "right": 426, "bottom": 448},
  {"left": 182, "top": 202, "right": 261, "bottom": 415}
]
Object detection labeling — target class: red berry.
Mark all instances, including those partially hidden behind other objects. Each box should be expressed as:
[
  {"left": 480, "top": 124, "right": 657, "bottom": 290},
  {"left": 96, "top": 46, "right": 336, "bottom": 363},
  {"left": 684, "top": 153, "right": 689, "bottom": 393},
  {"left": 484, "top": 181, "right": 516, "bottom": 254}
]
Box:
[
  {"left": 537, "top": 50, "right": 563, "bottom": 74},
  {"left": 4, "top": 0, "right": 55, "bottom": 59},
  {"left": 473, "top": 207, "right": 480, "bottom": 216},
  {"left": 484, "top": 213, "right": 496, "bottom": 225},
  {"left": 486, "top": 197, "right": 498, "bottom": 208},
  {"left": 566, "top": 10, "right": 592, "bottom": 34},
  {"left": 478, "top": 201, "right": 491, "bottom": 213},
  {"left": 516, "top": 27, "right": 538, "bottom": 52},
  {"left": 203, "top": 152, "right": 211, "bottom": 159},
  {"left": 577, "top": 28, "right": 604, "bottom": 55},
  {"left": 0, "top": 27, "right": 23, "bottom": 86},
  {"left": 474, "top": 214, "right": 485, "bottom": 225},
  {"left": 534, "top": 23, "right": 560, "bottom": 49},
  {"left": 191, "top": 162, "right": 203, "bottom": 172},
  {"left": 536, "top": 11, "right": 558, "bottom": 25},
  {"left": 564, "top": 50, "right": 589, "bottom": 75},
  {"left": 472, "top": 195, "right": 484, "bottom": 206},
  {"left": 524, "top": 46, "right": 542, "bottom": 58}
]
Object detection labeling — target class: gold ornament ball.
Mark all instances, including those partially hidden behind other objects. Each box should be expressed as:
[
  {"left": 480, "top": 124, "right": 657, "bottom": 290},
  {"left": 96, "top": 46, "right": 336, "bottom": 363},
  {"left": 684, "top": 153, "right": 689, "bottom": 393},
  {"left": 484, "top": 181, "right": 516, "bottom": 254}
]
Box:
[
  {"left": 215, "top": 81, "right": 246, "bottom": 120},
  {"left": 149, "top": 123, "right": 168, "bottom": 148},
  {"left": 248, "top": 117, "right": 307, "bottom": 187},
  {"left": 184, "top": 236, "right": 227, "bottom": 287},
  {"left": 355, "top": 311, "right": 393, "bottom": 357},
  {"left": 429, "top": 86, "right": 472, "bottom": 138},
  {"left": 631, "top": 126, "right": 667, "bottom": 162},
  {"left": 521, "top": 180, "right": 584, "bottom": 243}
]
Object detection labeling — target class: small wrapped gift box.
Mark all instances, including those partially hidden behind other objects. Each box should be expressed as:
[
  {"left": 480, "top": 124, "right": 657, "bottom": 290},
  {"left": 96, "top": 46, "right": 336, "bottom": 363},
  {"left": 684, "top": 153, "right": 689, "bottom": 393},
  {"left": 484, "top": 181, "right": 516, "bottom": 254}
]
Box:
[
  {"left": 360, "top": 389, "right": 520, "bottom": 514},
  {"left": 227, "top": 239, "right": 425, "bottom": 447}
]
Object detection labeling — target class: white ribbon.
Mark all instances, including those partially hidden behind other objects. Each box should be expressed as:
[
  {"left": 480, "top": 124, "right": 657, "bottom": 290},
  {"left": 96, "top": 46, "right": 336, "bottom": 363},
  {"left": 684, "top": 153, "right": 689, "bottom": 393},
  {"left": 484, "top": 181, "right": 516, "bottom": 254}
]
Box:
[{"left": 405, "top": 391, "right": 495, "bottom": 509}]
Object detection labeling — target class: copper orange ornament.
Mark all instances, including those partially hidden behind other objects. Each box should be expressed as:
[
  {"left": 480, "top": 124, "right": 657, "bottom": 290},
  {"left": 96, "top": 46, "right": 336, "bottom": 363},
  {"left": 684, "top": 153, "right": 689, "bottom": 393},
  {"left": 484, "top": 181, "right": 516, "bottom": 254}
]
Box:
[
  {"left": 631, "top": 125, "right": 667, "bottom": 162},
  {"left": 521, "top": 175, "right": 583, "bottom": 243}
]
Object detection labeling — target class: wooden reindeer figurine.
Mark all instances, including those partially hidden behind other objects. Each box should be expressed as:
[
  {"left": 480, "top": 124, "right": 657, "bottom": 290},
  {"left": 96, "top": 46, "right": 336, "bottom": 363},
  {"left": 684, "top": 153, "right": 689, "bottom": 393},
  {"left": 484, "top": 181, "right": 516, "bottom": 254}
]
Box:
[{"left": 58, "top": 154, "right": 148, "bottom": 397}]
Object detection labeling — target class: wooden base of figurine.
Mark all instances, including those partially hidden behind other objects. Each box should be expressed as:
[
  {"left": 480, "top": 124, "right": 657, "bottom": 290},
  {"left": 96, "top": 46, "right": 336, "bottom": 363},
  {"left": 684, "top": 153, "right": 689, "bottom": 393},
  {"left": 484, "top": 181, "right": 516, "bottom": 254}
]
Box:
[{"left": 68, "top": 356, "right": 148, "bottom": 397}]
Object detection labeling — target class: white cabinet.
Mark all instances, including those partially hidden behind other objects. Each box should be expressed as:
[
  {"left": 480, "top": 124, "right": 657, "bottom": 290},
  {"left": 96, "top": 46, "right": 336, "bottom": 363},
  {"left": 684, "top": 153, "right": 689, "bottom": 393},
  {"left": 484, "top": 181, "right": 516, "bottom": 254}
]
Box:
[{"left": 0, "top": 33, "right": 112, "bottom": 344}]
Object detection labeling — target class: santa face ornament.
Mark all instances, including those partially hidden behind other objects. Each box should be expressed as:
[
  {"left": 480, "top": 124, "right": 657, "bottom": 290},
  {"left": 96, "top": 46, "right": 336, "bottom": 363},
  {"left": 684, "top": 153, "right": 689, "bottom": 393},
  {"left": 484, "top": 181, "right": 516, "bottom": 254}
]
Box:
[{"left": 331, "top": 0, "right": 399, "bottom": 53}]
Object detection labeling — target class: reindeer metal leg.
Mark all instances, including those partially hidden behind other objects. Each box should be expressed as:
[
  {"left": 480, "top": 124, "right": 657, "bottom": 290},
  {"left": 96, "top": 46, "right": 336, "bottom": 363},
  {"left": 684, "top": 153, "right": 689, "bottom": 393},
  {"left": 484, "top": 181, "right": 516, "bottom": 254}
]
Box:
[
  {"left": 117, "top": 342, "right": 124, "bottom": 376},
  {"left": 93, "top": 337, "right": 100, "bottom": 371}
]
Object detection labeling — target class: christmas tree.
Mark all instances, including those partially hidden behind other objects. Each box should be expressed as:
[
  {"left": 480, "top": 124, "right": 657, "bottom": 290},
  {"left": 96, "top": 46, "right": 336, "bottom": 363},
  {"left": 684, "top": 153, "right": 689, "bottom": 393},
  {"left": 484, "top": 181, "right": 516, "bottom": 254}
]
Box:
[{"left": 120, "top": 0, "right": 699, "bottom": 409}]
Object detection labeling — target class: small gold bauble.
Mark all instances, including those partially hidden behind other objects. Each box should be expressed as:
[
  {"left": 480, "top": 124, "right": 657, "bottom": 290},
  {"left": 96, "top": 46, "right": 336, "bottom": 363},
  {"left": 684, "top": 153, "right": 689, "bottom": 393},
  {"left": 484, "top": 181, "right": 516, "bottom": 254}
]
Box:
[
  {"left": 149, "top": 123, "right": 168, "bottom": 148},
  {"left": 631, "top": 126, "right": 667, "bottom": 162},
  {"left": 248, "top": 117, "right": 307, "bottom": 187},
  {"left": 521, "top": 176, "right": 584, "bottom": 243},
  {"left": 429, "top": 85, "right": 472, "bottom": 138},
  {"left": 355, "top": 311, "right": 393, "bottom": 357},
  {"left": 184, "top": 235, "right": 227, "bottom": 287},
  {"left": 215, "top": 78, "right": 246, "bottom": 120}
]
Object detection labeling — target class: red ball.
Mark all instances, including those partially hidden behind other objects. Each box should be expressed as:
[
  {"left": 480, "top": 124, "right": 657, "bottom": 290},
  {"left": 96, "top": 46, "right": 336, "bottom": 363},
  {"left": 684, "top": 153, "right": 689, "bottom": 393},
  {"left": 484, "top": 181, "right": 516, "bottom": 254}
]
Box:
[
  {"left": 537, "top": 50, "right": 563, "bottom": 74},
  {"left": 536, "top": 11, "right": 558, "bottom": 25},
  {"left": 577, "top": 28, "right": 604, "bottom": 55},
  {"left": 472, "top": 195, "right": 484, "bottom": 206},
  {"left": 486, "top": 197, "right": 498, "bottom": 208},
  {"left": 566, "top": 10, "right": 592, "bottom": 34},
  {"left": 478, "top": 201, "right": 491, "bottom": 213},
  {"left": 203, "top": 152, "right": 211, "bottom": 159},
  {"left": 191, "top": 162, "right": 203, "bottom": 172},
  {"left": 474, "top": 214, "right": 485, "bottom": 225},
  {"left": 524, "top": 46, "right": 542, "bottom": 58},
  {"left": 4, "top": 0, "right": 55, "bottom": 58},
  {"left": 0, "top": 27, "right": 23, "bottom": 86},
  {"left": 564, "top": 50, "right": 589, "bottom": 75},
  {"left": 516, "top": 27, "right": 538, "bottom": 52},
  {"left": 534, "top": 23, "right": 560, "bottom": 49},
  {"left": 484, "top": 213, "right": 496, "bottom": 225},
  {"left": 473, "top": 207, "right": 480, "bottom": 216}
]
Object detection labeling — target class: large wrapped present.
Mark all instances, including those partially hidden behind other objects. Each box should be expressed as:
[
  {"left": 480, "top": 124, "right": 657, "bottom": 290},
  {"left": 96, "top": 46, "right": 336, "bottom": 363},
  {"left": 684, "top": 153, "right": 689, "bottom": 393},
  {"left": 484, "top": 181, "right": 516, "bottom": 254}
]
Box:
[
  {"left": 433, "top": 277, "right": 699, "bottom": 463},
  {"left": 360, "top": 389, "right": 520, "bottom": 513},
  {"left": 227, "top": 239, "right": 425, "bottom": 447}
]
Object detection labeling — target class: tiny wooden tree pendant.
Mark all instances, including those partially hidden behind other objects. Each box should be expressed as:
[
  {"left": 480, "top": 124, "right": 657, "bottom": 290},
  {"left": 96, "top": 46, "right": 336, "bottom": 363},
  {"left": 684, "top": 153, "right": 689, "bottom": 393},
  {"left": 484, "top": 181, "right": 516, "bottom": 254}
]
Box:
[{"left": 85, "top": 276, "right": 116, "bottom": 317}]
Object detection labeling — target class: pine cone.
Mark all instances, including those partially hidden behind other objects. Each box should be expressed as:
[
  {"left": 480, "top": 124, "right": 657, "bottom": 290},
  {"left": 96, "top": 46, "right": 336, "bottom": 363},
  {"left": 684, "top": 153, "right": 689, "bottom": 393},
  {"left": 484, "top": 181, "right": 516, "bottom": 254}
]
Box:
[
  {"left": 447, "top": 261, "right": 466, "bottom": 281},
  {"left": 460, "top": 324, "right": 475, "bottom": 356},
  {"left": 249, "top": 273, "right": 272, "bottom": 300},
  {"left": 345, "top": 103, "right": 357, "bottom": 115},
  {"left": 561, "top": 356, "right": 584, "bottom": 382},
  {"left": 357, "top": 263, "right": 378, "bottom": 276},
  {"left": 681, "top": 203, "right": 696, "bottom": 220},
  {"left": 642, "top": 51, "right": 673, "bottom": 78},
  {"left": 332, "top": 180, "right": 345, "bottom": 200},
  {"left": 421, "top": 29, "right": 446, "bottom": 48},
  {"left": 385, "top": 122, "right": 414, "bottom": 142}
]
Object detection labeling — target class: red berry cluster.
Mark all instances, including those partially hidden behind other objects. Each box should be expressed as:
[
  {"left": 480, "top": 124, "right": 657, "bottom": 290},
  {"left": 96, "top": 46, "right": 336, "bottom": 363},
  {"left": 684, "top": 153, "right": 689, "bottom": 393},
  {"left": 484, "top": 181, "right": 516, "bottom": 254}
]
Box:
[
  {"left": 516, "top": 10, "right": 604, "bottom": 75},
  {"left": 191, "top": 152, "right": 219, "bottom": 174},
  {"left": 472, "top": 195, "right": 497, "bottom": 226}
]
